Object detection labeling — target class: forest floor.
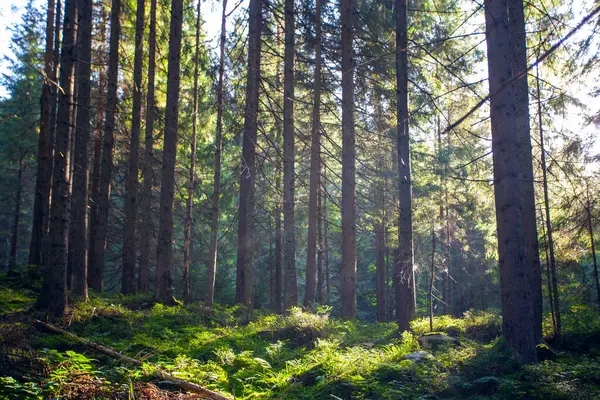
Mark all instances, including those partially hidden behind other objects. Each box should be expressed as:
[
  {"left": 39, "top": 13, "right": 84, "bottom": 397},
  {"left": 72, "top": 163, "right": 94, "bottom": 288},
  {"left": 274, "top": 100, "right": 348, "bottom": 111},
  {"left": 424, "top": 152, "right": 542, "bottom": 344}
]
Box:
[{"left": 1, "top": 287, "right": 600, "bottom": 399}]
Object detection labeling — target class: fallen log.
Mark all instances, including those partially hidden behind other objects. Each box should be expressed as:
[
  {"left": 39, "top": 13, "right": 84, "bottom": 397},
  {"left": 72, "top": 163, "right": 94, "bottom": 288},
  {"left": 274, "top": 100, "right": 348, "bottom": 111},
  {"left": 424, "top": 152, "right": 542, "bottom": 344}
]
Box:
[{"left": 35, "top": 320, "right": 231, "bottom": 400}]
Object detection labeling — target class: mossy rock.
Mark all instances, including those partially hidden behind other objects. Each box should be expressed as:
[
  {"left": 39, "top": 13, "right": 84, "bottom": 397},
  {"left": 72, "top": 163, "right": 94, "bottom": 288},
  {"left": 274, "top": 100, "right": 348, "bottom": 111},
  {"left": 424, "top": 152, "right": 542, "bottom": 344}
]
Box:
[
  {"left": 536, "top": 343, "right": 556, "bottom": 361},
  {"left": 293, "top": 365, "right": 325, "bottom": 386},
  {"left": 418, "top": 334, "right": 460, "bottom": 349},
  {"left": 403, "top": 350, "right": 434, "bottom": 363},
  {"left": 260, "top": 326, "right": 322, "bottom": 348},
  {"left": 472, "top": 376, "right": 501, "bottom": 395}
]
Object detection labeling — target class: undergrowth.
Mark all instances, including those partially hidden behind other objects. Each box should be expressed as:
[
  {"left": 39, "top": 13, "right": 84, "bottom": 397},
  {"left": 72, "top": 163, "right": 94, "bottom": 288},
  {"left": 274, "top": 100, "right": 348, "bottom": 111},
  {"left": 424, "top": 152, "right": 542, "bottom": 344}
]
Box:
[{"left": 1, "top": 289, "right": 599, "bottom": 399}]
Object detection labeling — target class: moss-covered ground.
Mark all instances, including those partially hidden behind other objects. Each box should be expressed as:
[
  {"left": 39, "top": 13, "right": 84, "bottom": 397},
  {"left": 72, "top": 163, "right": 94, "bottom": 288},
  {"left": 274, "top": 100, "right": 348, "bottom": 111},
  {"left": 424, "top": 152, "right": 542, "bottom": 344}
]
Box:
[{"left": 1, "top": 288, "right": 599, "bottom": 399}]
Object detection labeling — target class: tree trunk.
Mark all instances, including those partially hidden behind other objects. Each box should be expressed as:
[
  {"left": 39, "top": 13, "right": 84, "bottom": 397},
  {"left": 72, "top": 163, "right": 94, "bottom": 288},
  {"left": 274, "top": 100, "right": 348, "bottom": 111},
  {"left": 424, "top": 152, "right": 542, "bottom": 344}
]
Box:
[
  {"left": 87, "top": 4, "right": 107, "bottom": 292},
  {"left": 155, "top": 0, "right": 184, "bottom": 305},
  {"left": 283, "top": 0, "right": 297, "bottom": 311},
  {"left": 484, "top": 0, "right": 537, "bottom": 363},
  {"left": 9, "top": 155, "right": 24, "bottom": 270},
  {"left": 508, "top": 0, "right": 543, "bottom": 343},
  {"left": 539, "top": 204, "right": 557, "bottom": 332},
  {"left": 138, "top": 0, "right": 157, "bottom": 294},
  {"left": 585, "top": 188, "right": 600, "bottom": 310},
  {"left": 275, "top": 157, "right": 283, "bottom": 313},
  {"left": 70, "top": 0, "right": 93, "bottom": 299},
  {"left": 30, "top": 0, "right": 56, "bottom": 268},
  {"left": 376, "top": 221, "right": 386, "bottom": 322},
  {"left": 536, "top": 63, "right": 561, "bottom": 339},
  {"left": 317, "top": 181, "right": 324, "bottom": 303},
  {"left": 340, "top": 0, "right": 356, "bottom": 319},
  {"left": 89, "top": 0, "right": 121, "bottom": 293},
  {"left": 183, "top": 0, "right": 201, "bottom": 304},
  {"left": 429, "top": 223, "right": 435, "bottom": 332},
  {"left": 323, "top": 163, "right": 330, "bottom": 304},
  {"left": 235, "top": 0, "right": 262, "bottom": 309},
  {"left": 304, "top": 0, "right": 322, "bottom": 307},
  {"left": 122, "top": 0, "right": 145, "bottom": 295},
  {"left": 395, "top": 0, "right": 415, "bottom": 331},
  {"left": 205, "top": 0, "right": 228, "bottom": 308},
  {"left": 43, "top": 0, "right": 77, "bottom": 317},
  {"left": 35, "top": 0, "right": 62, "bottom": 308}
]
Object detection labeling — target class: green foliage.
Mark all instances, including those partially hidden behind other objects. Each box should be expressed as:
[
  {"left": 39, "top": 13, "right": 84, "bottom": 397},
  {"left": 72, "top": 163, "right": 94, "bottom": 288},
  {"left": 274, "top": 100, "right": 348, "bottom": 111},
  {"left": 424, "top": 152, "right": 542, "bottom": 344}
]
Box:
[{"left": 0, "top": 376, "right": 43, "bottom": 400}]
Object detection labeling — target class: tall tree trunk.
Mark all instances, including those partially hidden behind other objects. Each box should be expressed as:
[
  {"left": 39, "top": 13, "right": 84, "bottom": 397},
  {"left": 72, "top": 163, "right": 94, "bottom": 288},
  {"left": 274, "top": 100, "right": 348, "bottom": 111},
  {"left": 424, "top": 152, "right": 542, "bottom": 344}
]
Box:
[
  {"left": 283, "top": 0, "right": 297, "bottom": 311},
  {"left": 304, "top": 0, "right": 322, "bottom": 307},
  {"left": 395, "top": 0, "right": 415, "bottom": 331},
  {"left": 317, "top": 184, "right": 324, "bottom": 303},
  {"left": 183, "top": 0, "right": 201, "bottom": 304},
  {"left": 89, "top": 0, "right": 121, "bottom": 293},
  {"left": 323, "top": 163, "right": 330, "bottom": 304},
  {"left": 484, "top": 0, "right": 537, "bottom": 363},
  {"left": 70, "top": 0, "right": 93, "bottom": 298},
  {"left": 205, "top": 0, "right": 228, "bottom": 308},
  {"left": 138, "top": 0, "right": 157, "bottom": 294},
  {"left": 376, "top": 220, "right": 386, "bottom": 322},
  {"left": 30, "top": 0, "right": 56, "bottom": 268},
  {"left": 42, "top": 0, "right": 77, "bottom": 317},
  {"left": 585, "top": 186, "right": 600, "bottom": 309},
  {"left": 539, "top": 204, "right": 557, "bottom": 332},
  {"left": 155, "top": 0, "right": 184, "bottom": 305},
  {"left": 9, "top": 155, "right": 24, "bottom": 270},
  {"left": 508, "top": 0, "right": 543, "bottom": 343},
  {"left": 340, "top": 0, "right": 356, "bottom": 319},
  {"left": 536, "top": 63, "right": 561, "bottom": 339},
  {"left": 88, "top": 4, "right": 107, "bottom": 291},
  {"left": 235, "top": 0, "right": 262, "bottom": 309},
  {"left": 122, "top": 0, "right": 145, "bottom": 295},
  {"left": 36, "top": 0, "right": 63, "bottom": 306},
  {"left": 428, "top": 222, "right": 436, "bottom": 332},
  {"left": 275, "top": 167, "right": 283, "bottom": 312},
  {"left": 375, "top": 145, "right": 386, "bottom": 322}
]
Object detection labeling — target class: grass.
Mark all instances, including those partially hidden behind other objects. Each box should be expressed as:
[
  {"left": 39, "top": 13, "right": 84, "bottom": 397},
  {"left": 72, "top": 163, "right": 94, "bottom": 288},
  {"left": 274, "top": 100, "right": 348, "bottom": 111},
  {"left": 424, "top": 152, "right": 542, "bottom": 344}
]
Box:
[{"left": 1, "top": 288, "right": 599, "bottom": 399}]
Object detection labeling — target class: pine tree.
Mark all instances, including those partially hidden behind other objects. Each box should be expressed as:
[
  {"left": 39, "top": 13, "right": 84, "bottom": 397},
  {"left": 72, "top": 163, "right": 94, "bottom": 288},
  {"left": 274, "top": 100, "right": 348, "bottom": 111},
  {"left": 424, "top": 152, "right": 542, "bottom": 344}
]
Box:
[
  {"left": 122, "top": 0, "right": 146, "bottom": 295},
  {"left": 236, "top": 0, "right": 263, "bottom": 309},
  {"left": 484, "top": 0, "right": 537, "bottom": 363},
  {"left": 155, "top": 0, "right": 184, "bottom": 305}
]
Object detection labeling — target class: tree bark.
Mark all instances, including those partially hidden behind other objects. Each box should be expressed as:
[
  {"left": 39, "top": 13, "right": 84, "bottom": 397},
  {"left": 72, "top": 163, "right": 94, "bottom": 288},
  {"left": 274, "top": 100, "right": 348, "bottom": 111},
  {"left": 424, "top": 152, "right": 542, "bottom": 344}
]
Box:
[
  {"left": 43, "top": 0, "right": 77, "bottom": 317},
  {"left": 376, "top": 221, "right": 386, "bottom": 322},
  {"left": 395, "top": 0, "right": 415, "bottom": 331},
  {"left": 275, "top": 155, "right": 283, "bottom": 313},
  {"left": 235, "top": 0, "right": 262, "bottom": 309},
  {"left": 122, "top": 0, "right": 145, "bottom": 295},
  {"left": 30, "top": 0, "right": 56, "bottom": 268},
  {"left": 35, "top": 0, "right": 62, "bottom": 308},
  {"left": 205, "top": 0, "right": 228, "bottom": 308},
  {"left": 304, "top": 0, "right": 322, "bottom": 307},
  {"left": 539, "top": 204, "right": 557, "bottom": 332},
  {"left": 323, "top": 163, "right": 330, "bottom": 304},
  {"left": 183, "top": 0, "right": 201, "bottom": 304},
  {"left": 317, "top": 180, "right": 324, "bottom": 304},
  {"left": 585, "top": 186, "right": 600, "bottom": 310},
  {"left": 536, "top": 63, "right": 561, "bottom": 339},
  {"left": 155, "top": 0, "right": 184, "bottom": 305},
  {"left": 9, "top": 155, "right": 24, "bottom": 270},
  {"left": 484, "top": 0, "right": 537, "bottom": 363},
  {"left": 138, "top": 0, "right": 157, "bottom": 294},
  {"left": 70, "top": 0, "right": 93, "bottom": 299},
  {"left": 340, "top": 0, "right": 356, "bottom": 319},
  {"left": 89, "top": 0, "right": 121, "bottom": 293},
  {"left": 429, "top": 223, "right": 435, "bottom": 332},
  {"left": 283, "top": 0, "right": 298, "bottom": 311},
  {"left": 87, "top": 4, "right": 107, "bottom": 292},
  {"left": 508, "top": 0, "right": 543, "bottom": 343}
]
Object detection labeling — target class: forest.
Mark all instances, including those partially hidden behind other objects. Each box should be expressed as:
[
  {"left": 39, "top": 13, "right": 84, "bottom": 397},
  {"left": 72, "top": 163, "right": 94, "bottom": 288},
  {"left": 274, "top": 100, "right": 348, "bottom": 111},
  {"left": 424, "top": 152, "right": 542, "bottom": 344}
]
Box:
[{"left": 0, "top": 0, "right": 600, "bottom": 398}]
